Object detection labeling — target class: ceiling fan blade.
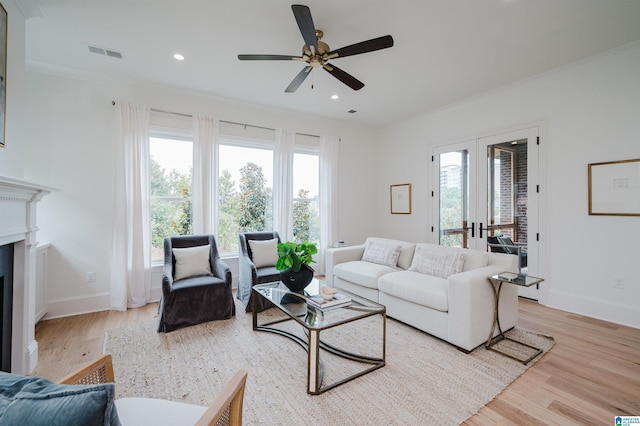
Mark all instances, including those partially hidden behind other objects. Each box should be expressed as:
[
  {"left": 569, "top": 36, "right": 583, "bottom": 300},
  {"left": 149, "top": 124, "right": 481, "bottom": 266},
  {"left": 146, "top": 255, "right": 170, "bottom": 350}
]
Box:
[
  {"left": 291, "top": 5, "right": 318, "bottom": 54},
  {"left": 322, "top": 64, "right": 364, "bottom": 91},
  {"left": 238, "top": 54, "right": 303, "bottom": 61},
  {"left": 285, "top": 66, "right": 313, "bottom": 93},
  {"left": 326, "top": 35, "right": 394, "bottom": 59}
]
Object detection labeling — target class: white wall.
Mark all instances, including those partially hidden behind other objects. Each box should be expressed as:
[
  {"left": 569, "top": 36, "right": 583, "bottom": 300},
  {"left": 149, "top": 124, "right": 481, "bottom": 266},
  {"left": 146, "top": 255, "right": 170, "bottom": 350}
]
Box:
[
  {"left": 377, "top": 41, "right": 640, "bottom": 328},
  {"left": 23, "top": 69, "right": 378, "bottom": 318},
  {"left": 20, "top": 34, "right": 640, "bottom": 329}
]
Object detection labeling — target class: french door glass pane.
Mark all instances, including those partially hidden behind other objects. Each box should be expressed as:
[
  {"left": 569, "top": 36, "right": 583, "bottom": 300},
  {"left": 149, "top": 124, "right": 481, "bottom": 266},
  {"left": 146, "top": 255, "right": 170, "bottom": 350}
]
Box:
[
  {"left": 439, "top": 150, "right": 469, "bottom": 248},
  {"left": 488, "top": 146, "right": 515, "bottom": 238}
]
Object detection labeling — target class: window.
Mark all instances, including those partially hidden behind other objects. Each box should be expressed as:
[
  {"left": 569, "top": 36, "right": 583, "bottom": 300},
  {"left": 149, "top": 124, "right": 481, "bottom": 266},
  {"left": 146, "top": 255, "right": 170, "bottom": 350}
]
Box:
[
  {"left": 293, "top": 152, "right": 319, "bottom": 244},
  {"left": 149, "top": 136, "right": 193, "bottom": 262},
  {"left": 148, "top": 122, "right": 322, "bottom": 260},
  {"left": 218, "top": 140, "right": 274, "bottom": 254}
]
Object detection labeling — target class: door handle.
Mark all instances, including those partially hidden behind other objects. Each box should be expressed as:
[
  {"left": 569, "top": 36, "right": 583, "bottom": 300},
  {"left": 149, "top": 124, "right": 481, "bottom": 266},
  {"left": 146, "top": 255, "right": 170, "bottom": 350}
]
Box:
[{"left": 479, "top": 223, "right": 489, "bottom": 238}]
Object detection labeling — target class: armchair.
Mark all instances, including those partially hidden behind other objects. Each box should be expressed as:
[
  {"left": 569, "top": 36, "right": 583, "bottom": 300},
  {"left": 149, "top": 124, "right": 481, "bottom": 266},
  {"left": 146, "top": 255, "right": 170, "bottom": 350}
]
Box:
[
  {"left": 159, "top": 235, "right": 235, "bottom": 333},
  {"left": 60, "top": 354, "right": 248, "bottom": 426},
  {"left": 237, "top": 231, "right": 281, "bottom": 312}
]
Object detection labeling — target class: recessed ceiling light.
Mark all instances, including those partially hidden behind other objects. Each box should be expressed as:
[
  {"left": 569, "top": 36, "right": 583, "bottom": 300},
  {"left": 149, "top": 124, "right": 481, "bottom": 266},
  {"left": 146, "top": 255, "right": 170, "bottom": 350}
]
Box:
[
  {"left": 173, "top": 53, "right": 185, "bottom": 61},
  {"left": 331, "top": 94, "right": 339, "bottom": 100}
]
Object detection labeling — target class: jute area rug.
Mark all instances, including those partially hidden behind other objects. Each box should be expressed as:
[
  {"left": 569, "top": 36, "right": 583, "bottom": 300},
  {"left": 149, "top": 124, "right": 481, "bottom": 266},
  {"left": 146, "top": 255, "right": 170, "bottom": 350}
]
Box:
[{"left": 105, "top": 300, "right": 554, "bottom": 425}]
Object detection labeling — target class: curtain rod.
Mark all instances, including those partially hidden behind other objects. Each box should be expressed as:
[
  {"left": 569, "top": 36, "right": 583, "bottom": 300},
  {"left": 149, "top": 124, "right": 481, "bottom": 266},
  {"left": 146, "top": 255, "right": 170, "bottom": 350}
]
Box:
[{"left": 112, "top": 101, "right": 321, "bottom": 139}]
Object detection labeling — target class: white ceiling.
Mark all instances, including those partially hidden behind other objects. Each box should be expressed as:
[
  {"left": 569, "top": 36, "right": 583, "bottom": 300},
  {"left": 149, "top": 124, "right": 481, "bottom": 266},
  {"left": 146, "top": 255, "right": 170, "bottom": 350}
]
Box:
[{"left": 22, "top": 0, "right": 640, "bottom": 127}]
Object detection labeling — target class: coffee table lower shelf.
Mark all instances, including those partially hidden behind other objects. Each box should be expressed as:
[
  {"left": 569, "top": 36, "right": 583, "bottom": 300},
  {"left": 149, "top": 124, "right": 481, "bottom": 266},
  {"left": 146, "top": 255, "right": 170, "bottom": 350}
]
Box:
[
  {"left": 253, "top": 316, "right": 385, "bottom": 395},
  {"left": 252, "top": 281, "right": 386, "bottom": 395}
]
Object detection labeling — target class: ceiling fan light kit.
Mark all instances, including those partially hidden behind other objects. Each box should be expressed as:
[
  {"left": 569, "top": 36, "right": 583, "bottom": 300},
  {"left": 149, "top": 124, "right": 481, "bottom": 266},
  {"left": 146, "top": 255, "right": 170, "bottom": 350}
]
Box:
[{"left": 238, "top": 4, "right": 394, "bottom": 93}]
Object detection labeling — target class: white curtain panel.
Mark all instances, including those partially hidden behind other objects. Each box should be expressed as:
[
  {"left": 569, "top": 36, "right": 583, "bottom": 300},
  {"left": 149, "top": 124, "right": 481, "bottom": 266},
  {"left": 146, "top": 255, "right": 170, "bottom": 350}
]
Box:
[
  {"left": 192, "top": 115, "right": 219, "bottom": 234},
  {"left": 273, "top": 128, "right": 295, "bottom": 241},
  {"left": 319, "top": 135, "right": 340, "bottom": 274},
  {"left": 111, "top": 102, "right": 152, "bottom": 310}
]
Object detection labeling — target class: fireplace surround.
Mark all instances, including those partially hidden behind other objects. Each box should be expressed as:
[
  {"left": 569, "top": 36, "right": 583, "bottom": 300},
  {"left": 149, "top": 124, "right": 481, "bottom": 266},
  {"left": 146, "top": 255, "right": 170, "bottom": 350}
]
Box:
[{"left": 0, "top": 176, "right": 54, "bottom": 374}]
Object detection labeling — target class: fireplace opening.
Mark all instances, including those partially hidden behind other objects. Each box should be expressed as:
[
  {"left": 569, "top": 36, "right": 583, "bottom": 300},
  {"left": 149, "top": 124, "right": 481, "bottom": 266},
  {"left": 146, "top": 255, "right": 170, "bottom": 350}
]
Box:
[{"left": 0, "top": 243, "right": 13, "bottom": 372}]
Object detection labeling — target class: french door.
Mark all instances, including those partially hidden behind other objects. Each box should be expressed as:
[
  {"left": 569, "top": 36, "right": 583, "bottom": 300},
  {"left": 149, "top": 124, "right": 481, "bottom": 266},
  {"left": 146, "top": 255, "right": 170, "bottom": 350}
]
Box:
[{"left": 432, "top": 127, "right": 541, "bottom": 299}]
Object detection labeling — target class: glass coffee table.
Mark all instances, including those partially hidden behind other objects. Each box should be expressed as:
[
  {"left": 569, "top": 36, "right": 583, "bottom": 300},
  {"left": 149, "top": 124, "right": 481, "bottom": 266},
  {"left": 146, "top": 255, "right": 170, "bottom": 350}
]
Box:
[{"left": 252, "top": 279, "right": 386, "bottom": 395}]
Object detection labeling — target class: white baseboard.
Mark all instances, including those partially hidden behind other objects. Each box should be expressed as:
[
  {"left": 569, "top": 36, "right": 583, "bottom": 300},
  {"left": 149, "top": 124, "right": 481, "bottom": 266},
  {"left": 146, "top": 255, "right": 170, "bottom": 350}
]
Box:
[
  {"left": 546, "top": 290, "right": 640, "bottom": 329},
  {"left": 44, "top": 287, "right": 162, "bottom": 320}
]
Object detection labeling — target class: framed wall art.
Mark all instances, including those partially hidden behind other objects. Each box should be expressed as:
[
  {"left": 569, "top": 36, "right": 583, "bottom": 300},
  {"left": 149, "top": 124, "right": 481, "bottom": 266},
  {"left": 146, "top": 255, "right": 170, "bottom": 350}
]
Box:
[
  {"left": 0, "top": 2, "right": 6, "bottom": 148},
  {"left": 588, "top": 158, "right": 640, "bottom": 216},
  {"left": 390, "top": 183, "right": 411, "bottom": 214}
]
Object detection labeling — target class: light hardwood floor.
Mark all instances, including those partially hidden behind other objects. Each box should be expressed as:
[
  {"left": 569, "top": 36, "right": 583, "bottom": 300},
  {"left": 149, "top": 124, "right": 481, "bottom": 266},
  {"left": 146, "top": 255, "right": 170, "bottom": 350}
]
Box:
[{"left": 32, "top": 298, "right": 640, "bottom": 425}]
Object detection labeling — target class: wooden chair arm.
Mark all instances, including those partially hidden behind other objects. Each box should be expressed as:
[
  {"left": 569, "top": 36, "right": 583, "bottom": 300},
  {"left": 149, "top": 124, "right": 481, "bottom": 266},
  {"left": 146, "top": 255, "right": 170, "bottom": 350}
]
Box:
[
  {"left": 58, "top": 354, "right": 115, "bottom": 385},
  {"left": 195, "top": 369, "right": 248, "bottom": 426}
]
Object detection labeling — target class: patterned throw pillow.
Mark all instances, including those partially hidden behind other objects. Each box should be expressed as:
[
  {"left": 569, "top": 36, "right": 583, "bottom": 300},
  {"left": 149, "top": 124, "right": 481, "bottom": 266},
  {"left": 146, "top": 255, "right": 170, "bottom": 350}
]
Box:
[
  {"left": 362, "top": 241, "right": 402, "bottom": 267},
  {"left": 409, "top": 246, "right": 466, "bottom": 278},
  {"left": 172, "top": 244, "right": 213, "bottom": 280}
]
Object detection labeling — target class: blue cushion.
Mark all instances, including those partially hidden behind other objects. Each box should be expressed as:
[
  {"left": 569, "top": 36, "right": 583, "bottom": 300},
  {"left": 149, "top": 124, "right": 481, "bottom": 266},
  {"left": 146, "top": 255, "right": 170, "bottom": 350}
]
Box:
[{"left": 0, "top": 372, "right": 120, "bottom": 425}]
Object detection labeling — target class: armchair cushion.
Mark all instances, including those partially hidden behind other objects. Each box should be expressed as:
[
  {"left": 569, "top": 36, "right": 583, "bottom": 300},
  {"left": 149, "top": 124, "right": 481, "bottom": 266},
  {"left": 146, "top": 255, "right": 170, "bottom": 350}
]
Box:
[
  {"left": 115, "top": 397, "right": 206, "bottom": 426},
  {"left": 248, "top": 238, "right": 278, "bottom": 268},
  {"left": 172, "top": 244, "right": 213, "bottom": 280},
  {"left": 0, "top": 372, "right": 119, "bottom": 425}
]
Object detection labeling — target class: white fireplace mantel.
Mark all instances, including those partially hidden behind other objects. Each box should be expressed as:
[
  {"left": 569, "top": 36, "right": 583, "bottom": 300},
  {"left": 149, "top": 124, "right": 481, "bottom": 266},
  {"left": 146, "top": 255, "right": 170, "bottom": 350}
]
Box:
[{"left": 0, "top": 175, "right": 56, "bottom": 374}]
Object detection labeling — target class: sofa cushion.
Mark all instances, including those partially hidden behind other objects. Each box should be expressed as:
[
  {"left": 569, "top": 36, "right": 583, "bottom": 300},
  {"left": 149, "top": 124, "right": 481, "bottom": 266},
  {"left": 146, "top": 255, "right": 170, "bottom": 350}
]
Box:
[
  {"left": 409, "top": 243, "right": 490, "bottom": 274},
  {"left": 409, "top": 244, "right": 466, "bottom": 278},
  {"left": 248, "top": 238, "right": 278, "bottom": 268},
  {"left": 0, "top": 372, "right": 119, "bottom": 426},
  {"left": 172, "top": 244, "right": 212, "bottom": 281},
  {"left": 333, "top": 260, "right": 396, "bottom": 290},
  {"left": 378, "top": 271, "right": 449, "bottom": 312},
  {"left": 365, "top": 237, "right": 416, "bottom": 270},
  {"left": 362, "top": 241, "right": 401, "bottom": 267},
  {"left": 454, "top": 247, "right": 490, "bottom": 271}
]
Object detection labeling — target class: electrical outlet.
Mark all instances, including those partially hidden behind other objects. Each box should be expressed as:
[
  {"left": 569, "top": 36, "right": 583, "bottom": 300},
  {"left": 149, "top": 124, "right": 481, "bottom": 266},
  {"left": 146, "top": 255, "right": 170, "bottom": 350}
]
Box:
[
  {"left": 86, "top": 272, "right": 96, "bottom": 283},
  {"left": 614, "top": 278, "right": 624, "bottom": 289}
]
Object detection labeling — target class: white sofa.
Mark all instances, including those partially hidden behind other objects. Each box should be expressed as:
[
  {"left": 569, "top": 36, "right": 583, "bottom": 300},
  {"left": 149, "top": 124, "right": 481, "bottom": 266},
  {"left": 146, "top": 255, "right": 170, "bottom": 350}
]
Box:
[{"left": 325, "top": 237, "right": 519, "bottom": 352}]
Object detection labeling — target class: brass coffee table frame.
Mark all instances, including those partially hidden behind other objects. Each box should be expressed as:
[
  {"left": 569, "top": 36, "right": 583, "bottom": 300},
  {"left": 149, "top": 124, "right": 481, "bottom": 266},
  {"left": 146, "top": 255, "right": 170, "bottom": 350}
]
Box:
[
  {"left": 252, "top": 281, "right": 386, "bottom": 395},
  {"left": 487, "top": 272, "right": 545, "bottom": 365}
]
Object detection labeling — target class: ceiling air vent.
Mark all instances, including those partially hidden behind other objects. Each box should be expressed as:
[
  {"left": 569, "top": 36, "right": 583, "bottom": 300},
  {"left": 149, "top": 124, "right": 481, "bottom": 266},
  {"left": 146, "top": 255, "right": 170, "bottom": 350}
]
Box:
[{"left": 88, "top": 45, "right": 124, "bottom": 59}]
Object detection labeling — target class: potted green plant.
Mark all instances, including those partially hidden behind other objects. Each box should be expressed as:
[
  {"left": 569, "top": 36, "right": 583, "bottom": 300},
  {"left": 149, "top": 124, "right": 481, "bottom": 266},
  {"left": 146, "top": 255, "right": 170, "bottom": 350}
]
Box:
[{"left": 276, "top": 241, "right": 318, "bottom": 292}]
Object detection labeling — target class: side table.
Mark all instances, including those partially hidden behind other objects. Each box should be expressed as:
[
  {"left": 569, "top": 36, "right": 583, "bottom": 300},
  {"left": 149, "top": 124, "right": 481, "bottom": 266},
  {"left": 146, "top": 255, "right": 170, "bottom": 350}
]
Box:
[{"left": 487, "top": 272, "right": 544, "bottom": 364}]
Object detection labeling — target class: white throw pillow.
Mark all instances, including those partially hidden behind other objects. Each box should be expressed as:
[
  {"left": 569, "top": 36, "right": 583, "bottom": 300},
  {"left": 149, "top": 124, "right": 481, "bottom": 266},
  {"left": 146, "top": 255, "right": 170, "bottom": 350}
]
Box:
[
  {"left": 409, "top": 246, "right": 466, "bottom": 279},
  {"left": 172, "top": 244, "right": 213, "bottom": 281},
  {"left": 362, "top": 241, "right": 402, "bottom": 267},
  {"left": 248, "top": 238, "right": 279, "bottom": 268}
]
